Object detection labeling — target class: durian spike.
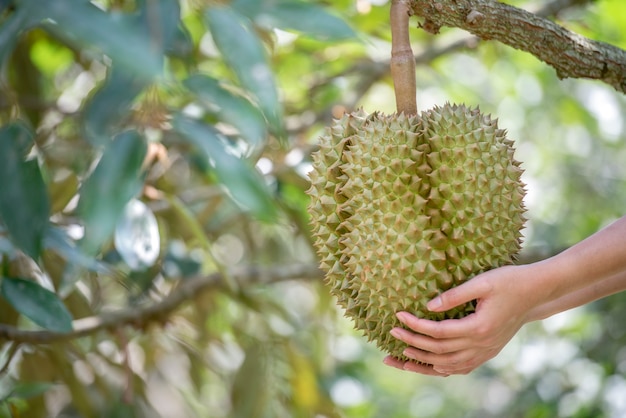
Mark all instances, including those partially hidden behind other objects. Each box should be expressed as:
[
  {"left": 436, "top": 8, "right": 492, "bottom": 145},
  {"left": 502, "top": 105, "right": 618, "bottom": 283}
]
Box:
[{"left": 390, "top": 0, "right": 417, "bottom": 115}]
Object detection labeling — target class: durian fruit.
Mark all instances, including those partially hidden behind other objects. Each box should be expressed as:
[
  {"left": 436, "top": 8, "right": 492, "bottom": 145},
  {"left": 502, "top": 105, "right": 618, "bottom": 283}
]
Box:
[{"left": 307, "top": 103, "right": 526, "bottom": 361}]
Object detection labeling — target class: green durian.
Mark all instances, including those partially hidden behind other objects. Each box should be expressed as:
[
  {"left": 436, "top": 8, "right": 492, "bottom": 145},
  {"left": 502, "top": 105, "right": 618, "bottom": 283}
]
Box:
[{"left": 307, "top": 103, "right": 526, "bottom": 361}]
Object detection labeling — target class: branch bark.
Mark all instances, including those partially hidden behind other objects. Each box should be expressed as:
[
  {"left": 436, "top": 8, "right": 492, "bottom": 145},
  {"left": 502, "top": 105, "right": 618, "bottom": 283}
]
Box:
[
  {"left": 409, "top": 0, "right": 626, "bottom": 94},
  {"left": 390, "top": 0, "right": 417, "bottom": 114},
  {"left": 0, "top": 264, "right": 324, "bottom": 344}
]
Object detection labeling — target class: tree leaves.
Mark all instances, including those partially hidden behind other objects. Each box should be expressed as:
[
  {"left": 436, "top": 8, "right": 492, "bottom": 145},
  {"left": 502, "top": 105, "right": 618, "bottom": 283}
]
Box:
[
  {"left": 0, "top": 5, "right": 31, "bottom": 76},
  {"left": 44, "top": 227, "right": 107, "bottom": 274},
  {"left": 233, "top": 0, "right": 356, "bottom": 42},
  {"left": 3, "top": 381, "right": 54, "bottom": 401},
  {"left": 172, "top": 114, "right": 276, "bottom": 221},
  {"left": 77, "top": 130, "right": 147, "bottom": 254},
  {"left": 0, "top": 380, "right": 55, "bottom": 416},
  {"left": 0, "top": 278, "right": 72, "bottom": 332},
  {"left": 0, "top": 0, "right": 12, "bottom": 14},
  {"left": 83, "top": 65, "right": 149, "bottom": 146},
  {"left": 184, "top": 74, "right": 268, "bottom": 155},
  {"left": 205, "top": 6, "right": 283, "bottom": 137},
  {"left": 231, "top": 342, "right": 270, "bottom": 418},
  {"left": 135, "top": 0, "right": 181, "bottom": 54},
  {"left": 23, "top": 0, "right": 162, "bottom": 80},
  {"left": 0, "top": 122, "right": 50, "bottom": 260}
]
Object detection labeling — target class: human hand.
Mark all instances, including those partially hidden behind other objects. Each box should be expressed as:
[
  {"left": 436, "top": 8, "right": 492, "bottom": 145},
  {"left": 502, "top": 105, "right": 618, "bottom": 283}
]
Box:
[{"left": 384, "top": 264, "right": 536, "bottom": 375}]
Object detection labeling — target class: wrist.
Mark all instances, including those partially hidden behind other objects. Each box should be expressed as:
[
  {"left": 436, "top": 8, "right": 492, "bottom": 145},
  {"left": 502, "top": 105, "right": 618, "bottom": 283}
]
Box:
[
  {"left": 516, "top": 249, "right": 602, "bottom": 322},
  {"left": 510, "top": 260, "right": 564, "bottom": 323}
]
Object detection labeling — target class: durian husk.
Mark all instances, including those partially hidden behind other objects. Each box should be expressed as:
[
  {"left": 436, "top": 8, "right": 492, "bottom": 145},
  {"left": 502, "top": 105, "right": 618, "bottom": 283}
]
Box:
[{"left": 307, "top": 103, "right": 526, "bottom": 361}]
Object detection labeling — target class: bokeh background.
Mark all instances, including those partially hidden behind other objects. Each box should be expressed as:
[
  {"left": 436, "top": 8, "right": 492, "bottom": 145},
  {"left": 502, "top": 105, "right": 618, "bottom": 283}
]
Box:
[{"left": 0, "top": 0, "right": 625, "bottom": 416}]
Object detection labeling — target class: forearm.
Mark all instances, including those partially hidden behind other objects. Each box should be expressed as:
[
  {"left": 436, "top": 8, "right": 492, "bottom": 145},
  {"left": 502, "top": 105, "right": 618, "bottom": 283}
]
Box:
[
  {"left": 527, "top": 269, "right": 626, "bottom": 321},
  {"left": 524, "top": 216, "right": 626, "bottom": 318}
]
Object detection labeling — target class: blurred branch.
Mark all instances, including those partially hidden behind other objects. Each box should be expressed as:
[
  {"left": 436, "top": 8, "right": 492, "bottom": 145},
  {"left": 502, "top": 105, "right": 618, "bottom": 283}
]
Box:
[
  {"left": 0, "top": 264, "right": 324, "bottom": 344},
  {"left": 532, "top": 0, "right": 592, "bottom": 16},
  {"left": 409, "top": 0, "right": 626, "bottom": 93},
  {"left": 293, "top": 36, "right": 480, "bottom": 135}
]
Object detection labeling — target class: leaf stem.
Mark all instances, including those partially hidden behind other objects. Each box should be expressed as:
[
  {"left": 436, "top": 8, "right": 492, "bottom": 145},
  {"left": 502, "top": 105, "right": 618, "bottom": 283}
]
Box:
[{"left": 390, "top": 0, "right": 417, "bottom": 114}]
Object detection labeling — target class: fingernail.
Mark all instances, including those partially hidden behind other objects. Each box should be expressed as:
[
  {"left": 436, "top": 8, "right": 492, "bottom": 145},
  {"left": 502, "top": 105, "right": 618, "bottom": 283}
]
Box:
[
  {"left": 396, "top": 311, "right": 408, "bottom": 322},
  {"left": 427, "top": 296, "right": 442, "bottom": 311},
  {"left": 403, "top": 349, "right": 416, "bottom": 360},
  {"left": 383, "top": 357, "right": 403, "bottom": 370},
  {"left": 390, "top": 328, "right": 402, "bottom": 339}
]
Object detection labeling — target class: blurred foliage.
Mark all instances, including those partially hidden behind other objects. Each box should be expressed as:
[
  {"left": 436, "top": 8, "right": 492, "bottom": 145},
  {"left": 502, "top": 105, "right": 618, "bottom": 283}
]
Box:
[{"left": 0, "top": 0, "right": 625, "bottom": 417}]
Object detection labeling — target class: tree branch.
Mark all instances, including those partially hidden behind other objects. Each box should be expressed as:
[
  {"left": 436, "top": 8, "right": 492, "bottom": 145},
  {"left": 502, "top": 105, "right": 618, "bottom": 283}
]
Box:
[
  {"left": 0, "top": 264, "right": 324, "bottom": 344},
  {"left": 390, "top": 0, "right": 418, "bottom": 114},
  {"left": 409, "top": 0, "right": 626, "bottom": 94}
]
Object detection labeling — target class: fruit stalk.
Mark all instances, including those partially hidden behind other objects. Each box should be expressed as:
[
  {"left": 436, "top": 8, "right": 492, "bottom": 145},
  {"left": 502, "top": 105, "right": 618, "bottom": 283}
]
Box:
[{"left": 390, "top": 0, "right": 417, "bottom": 115}]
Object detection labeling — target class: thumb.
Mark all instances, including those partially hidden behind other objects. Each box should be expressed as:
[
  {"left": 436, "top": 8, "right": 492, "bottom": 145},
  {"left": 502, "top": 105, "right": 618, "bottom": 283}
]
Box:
[{"left": 427, "top": 273, "right": 494, "bottom": 312}]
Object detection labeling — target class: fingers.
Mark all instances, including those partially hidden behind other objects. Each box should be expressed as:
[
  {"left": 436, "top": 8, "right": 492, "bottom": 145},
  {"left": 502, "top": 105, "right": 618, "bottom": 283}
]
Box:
[
  {"left": 396, "top": 311, "right": 478, "bottom": 339},
  {"left": 432, "top": 349, "right": 499, "bottom": 375},
  {"left": 402, "top": 346, "right": 465, "bottom": 366},
  {"left": 401, "top": 347, "right": 483, "bottom": 374},
  {"left": 428, "top": 275, "right": 494, "bottom": 313},
  {"left": 388, "top": 324, "right": 482, "bottom": 373},
  {"left": 390, "top": 326, "right": 464, "bottom": 354},
  {"left": 382, "top": 355, "right": 405, "bottom": 370},
  {"left": 401, "top": 344, "right": 501, "bottom": 375},
  {"left": 402, "top": 361, "right": 449, "bottom": 377},
  {"left": 383, "top": 356, "right": 449, "bottom": 377},
  {"left": 433, "top": 364, "right": 477, "bottom": 376},
  {"left": 384, "top": 351, "right": 479, "bottom": 376}
]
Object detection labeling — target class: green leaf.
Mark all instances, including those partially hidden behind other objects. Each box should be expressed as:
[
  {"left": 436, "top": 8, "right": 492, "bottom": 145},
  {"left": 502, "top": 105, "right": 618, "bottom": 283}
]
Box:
[
  {"left": 44, "top": 227, "right": 108, "bottom": 273},
  {"left": 24, "top": 0, "right": 162, "bottom": 80},
  {"left": 231, "top": 342, "right": 270, "bottom": 418},
  {"left": 0, "top": 6, "right": 30, "bottom": 75},
  {"left": 166, "top": 24, "right": 194, "bottom": 59},
  {"left": 172, "top": 114, "right": 277, "bottom": 222},
  {"left": 184, "top": 74, "right": 268, "bottom": 154},
  {"left": 48, "top": 170, "right": 79, "bottom": 214},
  {"left": 8, "top": 382, "right": 54, "bottom": 400},
  {"left": 205, "top": 6, "right": 283, "bottom": 137},
  {"left": 83, "top": 65, "right": 148, "bottom": 146},
  {"left": 267, "top": 2, "right": 355, "bottom": 41},
  {"left": 162, "top": 239, "right": 201, "bottom": 279},
  {"left": 0, "top": 122, "right": 50, "bottom": 260},
  {"left": 0, "top": 278, "right": 72, "bottom": 333},
  {"left": 136, "top": 0, "right": 181, "bottom": 53},
  {"left": 77, "top": 130, "right": 147, "bottom": 254},
  {"left": 0, "top": 0, "right": 12, "bottom": 14},
  {"left": 0, "top": 236, "right": 16, "bottom": 258},
  {"left": 229, "top": 0, "right": 263, "bottom": 17},
  {"left": 234, "top": 0, "right": 356, "bottom": 41},
  {"left": 164, "top": 194, "right": 212, "bottom": 250}
]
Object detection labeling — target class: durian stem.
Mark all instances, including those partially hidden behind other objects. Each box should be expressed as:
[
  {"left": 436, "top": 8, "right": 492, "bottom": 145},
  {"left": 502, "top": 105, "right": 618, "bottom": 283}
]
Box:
[{"left": 390, "top": 0, "right": 417, "bottom": 115}]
